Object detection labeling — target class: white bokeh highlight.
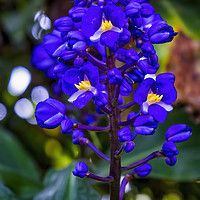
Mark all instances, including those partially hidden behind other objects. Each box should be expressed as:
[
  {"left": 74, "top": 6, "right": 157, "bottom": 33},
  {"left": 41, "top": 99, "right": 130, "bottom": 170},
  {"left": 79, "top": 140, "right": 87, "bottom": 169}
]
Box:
[
  {"left": 14, "top": 98, "right": 34, "bottom": 119},
  {"left": 31, "top": 86, "right": 49, "bottom": 104},
  {"left": 8, "top": 66, "right": 31, "bottom": 96},
  {"left": 0, "top": 103, "right": 7, "bottom": 121}
]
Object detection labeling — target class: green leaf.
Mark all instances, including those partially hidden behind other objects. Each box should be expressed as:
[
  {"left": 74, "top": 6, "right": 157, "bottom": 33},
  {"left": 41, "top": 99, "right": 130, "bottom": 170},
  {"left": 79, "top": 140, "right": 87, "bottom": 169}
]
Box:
[
  {"left": 152, "top": 0, "right": 200, "bottom": 40},
  {"left": 0, "top": 127, "right": 42, "bottom": 198},
  {"left": 34, "top": 163, "right": 101, "bottom": 200},
  {"left": 0, "top": 182, "right": 19, "bottom": 200},
  {"left": 121, "top": 108, "right": 200, "bottom": 181}
]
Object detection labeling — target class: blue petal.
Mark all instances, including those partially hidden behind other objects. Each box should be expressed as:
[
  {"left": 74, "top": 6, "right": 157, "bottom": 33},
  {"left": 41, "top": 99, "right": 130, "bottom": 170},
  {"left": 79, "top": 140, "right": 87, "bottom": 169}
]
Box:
[
  {"left": 81, "top": 62, "right": 99, "bottom": 86},
  {"left": 104, "top": 4, "right": 126, "bottom": 28},
  {"left": 151, "top": 78, "right": 177, "bottom": 104},
  {"left": 82, "top": 5, "right": 102, "bottom": 37},
  {"left": 62, "top": 69, "right": 84, "bottom": 95},
  {"left": 73, "top": 91, "right": 93, "bottom": 108},
  {"left": 100, "top": 31, "right": 120, "bottom": 47},
  {"left": 148, "top": 104, "right": 168, "bottom": 123},
  {"left": 133, "top": 78, "right": 155, "bottom": 104}
]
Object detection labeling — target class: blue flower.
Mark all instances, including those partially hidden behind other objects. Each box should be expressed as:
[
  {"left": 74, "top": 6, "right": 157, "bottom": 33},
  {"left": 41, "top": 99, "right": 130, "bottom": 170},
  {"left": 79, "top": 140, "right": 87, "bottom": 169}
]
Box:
[
  {"left": 133, "top": 73, "right": 177, "bottom": 123},
  {"left": 134, "top": 115, "right": 158, "bottom": 135},
  {"left": 82, "top": 4, "right": 126, "bottom": 47},
  {"left": 165, "top": 124, "right": 192, "bottom": 143},
  {"left": 108, "top": 68, "right": 123, "bottom": 85},
  {"left": 162, "top": 141, "right": 179, "bottom": 157},
  {"left": 72, "top": 130, "right": 85, "bottom": 144},
  {"left": 61, "top": 116, "right": 73, "bottom": 134},
  {"left": 73, "top": 162, "right": 88, "bottom": 178},
  {"left": 118, "top": 127, "right": 133, "bottom": 142},
  {"left": 62, "top": 62, "right": 100, "bottom": 108},
  {"left": 68, "top": 7, "right": 87, "bottom": 22},
  {"left": 123, "top": 141, "right": 135, "bottom": 153},
  {"left": 134, "top": 163, "right": 152, "bottom": 177},
  {"left": 165, "top": 155, "right": 177, "bottom": 166},
  {"left": 35, "top": 98, "right": 66, "bottom": 129},
  {"left": 149, "top": 21, "right": 178, "bottom": 44}
]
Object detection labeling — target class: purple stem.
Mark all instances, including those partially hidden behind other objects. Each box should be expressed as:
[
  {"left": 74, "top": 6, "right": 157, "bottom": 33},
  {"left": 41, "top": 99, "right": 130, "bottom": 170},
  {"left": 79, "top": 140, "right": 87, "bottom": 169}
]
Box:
[
  {"left": 86, "top": 52, "right": 108, "bottom": 71},
  {"left": 114, "top": 145, "right": 124, "bottom": 158},
  {"left": 121, "top": 151, "right": 164, "bottom": 172},
  {"left": 86, "top": 172, "right": 114, "bottom": 182},
  {"left": 74, "top": 123, "right": 110, "bottom": 131},
  {"left": 119, "top": 101, "right": 137, "bottom": 110},
  {"left": 119, "top": 113, "right": 139, "bottom": 126},
  {"left": 119, "top": 176, "right": 129, "bottom": 200},
  {"left": 111, "top": 84, "right": 121, "bottom": 106},
  {"left": 80, "top": 138, "right": 111, "bottom": 162},
  {"left": 99, "top": 106, "right": 113, "bottom": 115}
]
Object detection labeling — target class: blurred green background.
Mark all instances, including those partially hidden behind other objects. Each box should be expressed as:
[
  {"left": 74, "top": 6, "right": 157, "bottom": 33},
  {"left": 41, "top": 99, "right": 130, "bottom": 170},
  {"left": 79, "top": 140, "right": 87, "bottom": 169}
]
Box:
[{"left": 0, "top": 0, "right": 200, "bottom": 199}]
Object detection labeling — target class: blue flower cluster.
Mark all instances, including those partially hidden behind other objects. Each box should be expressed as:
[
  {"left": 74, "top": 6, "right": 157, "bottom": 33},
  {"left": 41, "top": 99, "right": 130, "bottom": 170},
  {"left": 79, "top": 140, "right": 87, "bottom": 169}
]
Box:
[{"left": 32, "top": 0, "right": 191, "bottom": 191}]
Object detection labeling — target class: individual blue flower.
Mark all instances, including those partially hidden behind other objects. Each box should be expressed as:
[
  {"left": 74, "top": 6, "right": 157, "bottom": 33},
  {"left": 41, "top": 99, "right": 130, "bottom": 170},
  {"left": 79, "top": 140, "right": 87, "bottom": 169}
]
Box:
[
  {"left": 165, "top": 124, "right": 192, "bottom": 143},
  {"left": 68, "top": 6, "right": 87, "bottom": 22},
  {"left": 134, "top": 163, "right": 152, "bottom": 177},
  {"left": 141, "top": 42, "right": 155, "bottom": 57},
  {"left": 53, "top": 16, "right": 74, "bottom": 32},
  {"left": 61, "top": 116, "right": 73, "bottom": 134},
  {"left": 73, "top": 162, "right": 88, "bottom": 178},
  {"left": 133, "top": 73, "right": 177, "bottom": 123},
  {"left": 82, "top": 4, "right": 126, "bottom": 47},
  {"left": 120, "top": 79, "right": 133, "bottom": 96},
  {"left": 108, "top": 68, "right": 123, "bottom": 85},
  {"left": 52, "top": 31, "right": 86, "bottom": 61},
  {"left": 165, "top": 155, "right": 177, "bottom": 166},
  {"left": 148, "top": 21, "right": 178, "bottom": 44},
  {"left": 123, "top": 141, "right": 135, "bottom": 153},
  {"left": 62, "top": 62, "right": 99, "bottom": 108},
  {"left": 118, "top": 127, "right": 132, "bottom": 142},
  {"left": 35, "top": 98, "right": 66, "bottom": 129},
  {"left": 162, "top": 141, "right": 179, "bottom": 157},
  {"left": 72, "top": 130, "right": 85, "bottom": 144},
  {"left": 134, "top": 115, "right": 158, "bottom": 135}
]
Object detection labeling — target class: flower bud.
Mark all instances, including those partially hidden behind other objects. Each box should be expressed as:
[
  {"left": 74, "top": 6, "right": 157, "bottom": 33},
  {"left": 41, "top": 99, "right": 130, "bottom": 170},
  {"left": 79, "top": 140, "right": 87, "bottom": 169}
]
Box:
[
  {"left": 134, "top": 163, "right": 152, "bottom": 177},
  {"left": 118, "top": 127, "right": 132, "bottom": 142},
  {"left": 165, "top": 124, "right": 192, "bottom": 143},
  {"left": 141, "top": 42, "right": 154, "bottom": 57},
  {"left": 165, "top": 155, "right": 177, "bottom": 166},
  {"left": 74, "top": 57, "right": 84, "bottom": 69},
  {"left": 134, "top": 115, "right": 158, "bottom": 135},
  {"left": 68, "top": 7, "right": 87, "bottom": 22},
  {"left": 72, "top": 130, "right": 85, "bottom": 144},
  {"left": 61, "top": 116, "right": 73, "bottom": 134},
  {"left": 35, "top": 98, "right": 66, "bottom": 129},
  {"left": 108, "top": 68, "right": 123, "bottom": 85},
  {"left": 140, "top": 3, "right": 154, "bottom": 17},
  {"left": 123, "top": 141, "right": 135, "bottom": 153},
  {"left": 162, "top": 141, "right": 179, "bottom": 157},
  {"left": 73, "top": 162, "right": 88, "bottom": 178},
  {"left": 125, "top": 2, "right": 141, "bottom": 18},
  {"left": 53, "top": 16, "right": 73, "bottom": 32}
]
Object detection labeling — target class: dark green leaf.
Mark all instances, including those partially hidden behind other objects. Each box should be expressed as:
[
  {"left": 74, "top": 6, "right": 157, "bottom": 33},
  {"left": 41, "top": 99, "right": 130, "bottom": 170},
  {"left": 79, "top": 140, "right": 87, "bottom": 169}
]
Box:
[
  {"left": 34, "top": 163, "right": 101, "bottom": 200},
  {"left": 0, "top": 127, "right": 42, "bottom": 198}
]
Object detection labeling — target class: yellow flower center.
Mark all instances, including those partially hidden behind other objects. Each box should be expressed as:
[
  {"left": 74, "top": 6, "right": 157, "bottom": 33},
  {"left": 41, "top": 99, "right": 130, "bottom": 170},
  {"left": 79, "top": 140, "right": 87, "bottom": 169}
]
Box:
[
  {"left": 147, "top": 93, "right": 163, "bottom": 104},
  {"left": 74, "top": 81, "right": 91, "bottom": 91},
  {"left": 100, "top": 20, "right": 113, "bottom": 31}
]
